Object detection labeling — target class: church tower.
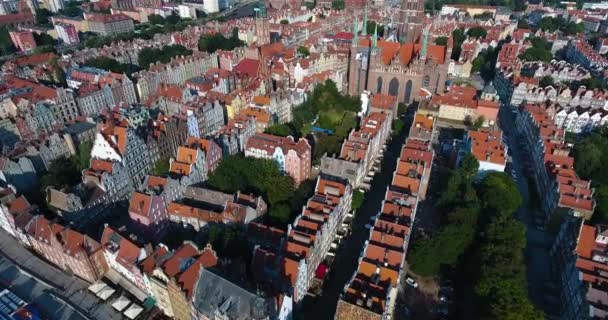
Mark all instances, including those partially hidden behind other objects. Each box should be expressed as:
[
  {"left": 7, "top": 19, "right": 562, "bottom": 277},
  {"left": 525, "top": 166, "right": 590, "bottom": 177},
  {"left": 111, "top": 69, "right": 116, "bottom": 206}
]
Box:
[
  {"left": 255, "top": 0, "right": 270, "bottom": 45},
  {"left": 399, "top": 0, "right": 425, "bottom": 43},
  {"left": 348, "top": 16, "right": 370, "bottom": 96}
]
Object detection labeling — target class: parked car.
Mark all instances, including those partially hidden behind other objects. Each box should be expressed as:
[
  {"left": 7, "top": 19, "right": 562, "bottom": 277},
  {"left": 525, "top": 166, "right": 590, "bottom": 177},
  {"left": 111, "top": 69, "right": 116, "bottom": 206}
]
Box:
[{"left": 405, "top": 277, "right": 418, "bottom": 288}]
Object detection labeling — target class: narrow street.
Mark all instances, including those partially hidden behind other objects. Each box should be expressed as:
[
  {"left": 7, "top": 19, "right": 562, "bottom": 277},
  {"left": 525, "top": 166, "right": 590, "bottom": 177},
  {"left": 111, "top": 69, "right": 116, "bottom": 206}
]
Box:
[
  {"left": 298, "top": 109, "right": 415, "bottom": 320},
  {"left": 499, "top": 107, "right": 556, "bottom": 315}
]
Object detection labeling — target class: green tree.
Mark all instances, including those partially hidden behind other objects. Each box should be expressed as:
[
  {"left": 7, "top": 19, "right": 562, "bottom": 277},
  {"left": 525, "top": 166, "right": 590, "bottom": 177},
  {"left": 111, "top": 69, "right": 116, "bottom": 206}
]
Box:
[
  {"left": 451, "top": 28, "right": 466, "bottom": 60},
  {"left": 0, "top": 27, "right": 16, "bottom": 55},
  {"left": 563, "top": 21, "right": 584, "bottom": 35},
  {"left": 466, "top": 26, "right": 488, "bottom": 38},
  {"left": 35, "top": 9, "right": 53, "bottom": 27},
  {"left": 313, "top": 134, "right": 342, "bottom": 162},
  {"left": 460, "top": 153, "right": 479, "bottom": 179},
  {"left": 153, "top": 159, "right": 170, "bottom": 175},
  {"left": 477, "top": 172, "right": 522, "bottom": 217},
  {"left": 34, "top": 45, "right": 54, "bottom": 54},
  {"left": 472, "top": 55, "right": 485, "bottom": 73},
  {"left": 148, "top": 14, "right": 166, "bottom": 25},
  {"left": 197, "top": 31, "right": 245, "bottom": 53},
  {"left": 290, "top": 179, "right": 316, "bottom": 212},
  {"left": 165, "top": 12, "right": 180, "bottom": 25},
  {"left": 208, "top": 156, "right": 296, "bottom": 225},
  {"left": 539, "top": 75, "right": 554, "bottom": 87},
  {"left": 59, "top": 1, "right": 82, "bottom": 17},
  {"left": 265, "top": 124, "right": 296, "bottom": 137},
  {"left": 520, "top": 47, "right": 552, "bottom": 62},
  {"left": 269, "top": 202, "right": 291, "bottom": 223},
  {"left": 473, "top": 116, "right": 485, "bottom": 129},
  {"left": 538, "top": 16, "right": 558, "bottom": 31},
  {"left": 366, "top": 21, "right": 385, "bottom": 37},
  {"left": 434, "top": 36, "right": 448, "bottom": 46},
  {"left": 280, "top": 19, "right": 289, "bottom": 25},
  {"left": 392, "top": 118, "right": 405, "bottom": 135},
  {"left": 40, "top": 156, "right": 82, "bottom": 193},
  {"left": 34, "top": 33, "right": 55, "bottom": 46},
  {"left": 352, "top": 190, "right": 364, "bottom": 211},
  {"left": 517, "top": 19, "right": 530, "bottom": 29},
  {"left": 593, "top": 186, "right": 608, "bottom": 224},
  {"left": 138, "top": 44, "right": 193, "bottom": 68},
  {"left": 76, "top": 141, "right": 93, "bottom": 171},
  {"left": 297, "top": 46, "right": 310, "bottom": 57},
  {"left": 574, "top": 135, "right": 605, "bottom": 179},
  {"left": 331, "top": 0, "right": 344, "bottom": 9}
]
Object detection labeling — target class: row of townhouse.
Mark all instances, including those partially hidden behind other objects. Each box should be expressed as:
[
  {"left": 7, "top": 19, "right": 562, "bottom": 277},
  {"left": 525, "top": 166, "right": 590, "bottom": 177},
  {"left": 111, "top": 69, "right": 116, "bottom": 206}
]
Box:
[
  {"left": 515, "top": 103, "right": 595, "bottom": 224},
  {"left": 134, "top": 51, "right": 219, "bottom": 102},
  {"left": 282, "top": 175, "right": 353, "bottom": 303},
  {"left": 0, "top": 185, "right": 279, "bottom": 319},
  {"left": 67, "top": 66, "right": 138, "bottom": 106},
  {"left": 550, "top": 217, "right": 608, "bottom": 320},
  {"left": 495, "top": 70, "right": 608, "bottom": 111},
  {"left": 556, "top": 108, "right": 608, "bottom": 133},
  {"left": 2, "top": 76, "right": 79, "bottom": 126},
  {"left": 127, "top": 133, "right": 228, "bottom": 240},
  {"left": 0, "top": 189, "right": 110, "bottom": 284},
  {"left": 566, "top": 39, "right": 608, "bottom": 73},
  {"left": 320, "top": 99, "right": 393, "bottom": 189},
  {"left": 517, "top": 60, "right": 591, "bottom": 83},
  {"left": 321, "top": 93, "right": 397, "bottom": 188},
  {"left": 90, "top": 119, "right": 153, "bottom": 190},
  {"left": 335, "top": 118, "right": 435, "bottom": 319}
]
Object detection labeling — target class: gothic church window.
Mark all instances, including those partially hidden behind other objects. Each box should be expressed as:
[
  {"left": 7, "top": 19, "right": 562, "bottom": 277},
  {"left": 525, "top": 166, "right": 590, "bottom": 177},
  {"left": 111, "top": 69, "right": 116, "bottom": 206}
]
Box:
[
  {"left": 388, "top": 78, "right": 399, "bottom": 96},
  {"left": 422, "top": 75, "right": 430, "bottom": 88},
  {"left": 377, "top": 77, "right": 383, "bottom": 93},
  {"left": 404, "top": 80, "right": 413, "bottom": 103}
]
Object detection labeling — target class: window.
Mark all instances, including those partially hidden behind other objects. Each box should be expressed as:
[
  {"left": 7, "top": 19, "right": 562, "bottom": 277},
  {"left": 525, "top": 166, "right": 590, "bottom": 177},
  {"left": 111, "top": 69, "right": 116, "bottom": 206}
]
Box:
[
  {"left": 388, "top": 78, "right": 399, "bottom": 96},
  {"left": 422, "top": 75, "right": 430, "bottom": 88}
]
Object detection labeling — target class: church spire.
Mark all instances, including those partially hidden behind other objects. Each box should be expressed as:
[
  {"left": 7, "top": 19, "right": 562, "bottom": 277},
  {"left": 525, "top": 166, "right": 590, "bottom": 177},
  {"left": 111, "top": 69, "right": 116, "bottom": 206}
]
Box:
[
  {"left": 352, "top": 17, "right": 358, "bottom": 47},
  {"left": 421, "top": 26, "right": 429, "bottom": 59},
  {"left": 372, "top": 23, "right": 378, "bottom": 48},
  {"left": 361, "top": 5, "right": 368, "bottom": 36}
]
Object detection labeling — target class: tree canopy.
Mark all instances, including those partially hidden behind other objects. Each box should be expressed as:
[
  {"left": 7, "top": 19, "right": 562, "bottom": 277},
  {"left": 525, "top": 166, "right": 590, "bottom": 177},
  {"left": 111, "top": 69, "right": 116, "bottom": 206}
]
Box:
[
  {"left": 138, "top": 44, "right": 193, "bottom": 68},
  {"left": 331, "top": 0, "right": 345, "bottom": 9},
  {"left": 366, "top": 21, "right": 385, "bottom": 37},
  {"left": 520, "top": 37, "right": 552, "bottom": 62},
  {"left": 573, "top": 128, "right": 608, "bottom": 223},
  {"left": 197, "top": 28, "right": 245, "bottom": 53},
  {"left": 297, "top": 46, "right": 310, "bottom": 57},
  {"left": 434, "top": 36, "right": 448, "bottom": 46},
  {"left": 466, "top": 26, "right": 488, "bottom": 38},
  {"left": 208, "top": 156, "right": 297, "bottom": 226},
  {"left": 0, "top": 27, "right": 17, "bottom": 56},
  {"left": 409, "top": 166, "right": 538, "bottom": 318},
  {"left": 84, "top": 57, "right": 142, "bottom": 77}
]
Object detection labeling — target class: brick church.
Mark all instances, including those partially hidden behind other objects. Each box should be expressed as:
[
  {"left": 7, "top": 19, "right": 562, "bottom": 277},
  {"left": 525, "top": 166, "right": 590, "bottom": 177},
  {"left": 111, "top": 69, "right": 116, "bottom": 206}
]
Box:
[{"left": 348, "top": 2, "right": 451, "bottom": 104}]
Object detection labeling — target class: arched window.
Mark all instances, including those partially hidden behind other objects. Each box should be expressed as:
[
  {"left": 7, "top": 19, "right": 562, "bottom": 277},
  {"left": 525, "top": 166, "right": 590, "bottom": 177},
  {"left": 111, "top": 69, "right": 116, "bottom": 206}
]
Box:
[
  {"left": 377, "top": 77, "right": 383, "bottom": 93},
  {"left": 404, "top": 80, "right": 413, "bottom": 103},
  {"left": 388, "top": 78, "right": 399, "bottom": 96},
  {"left": 422, "top": 75, "right": 430, "bottom": 88}
]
